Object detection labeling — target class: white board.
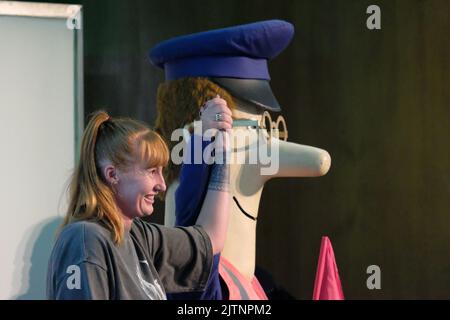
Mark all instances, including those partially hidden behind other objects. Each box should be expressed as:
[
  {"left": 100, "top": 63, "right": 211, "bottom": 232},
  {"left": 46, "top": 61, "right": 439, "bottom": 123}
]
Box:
[{"left": 0, "top": 1, "right": 83, "bottom": 299}]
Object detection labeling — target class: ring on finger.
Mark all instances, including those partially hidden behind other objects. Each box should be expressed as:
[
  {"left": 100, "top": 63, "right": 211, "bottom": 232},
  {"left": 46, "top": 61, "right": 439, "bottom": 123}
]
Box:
[{"left": 215, "top": 113, "right": 223, "bottom": 122}]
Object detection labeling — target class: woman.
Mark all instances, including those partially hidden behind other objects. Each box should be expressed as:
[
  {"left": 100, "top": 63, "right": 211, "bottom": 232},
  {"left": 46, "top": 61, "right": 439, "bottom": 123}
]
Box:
[{"left": 47, "top": 96, "right": 232, "bottom": 299}]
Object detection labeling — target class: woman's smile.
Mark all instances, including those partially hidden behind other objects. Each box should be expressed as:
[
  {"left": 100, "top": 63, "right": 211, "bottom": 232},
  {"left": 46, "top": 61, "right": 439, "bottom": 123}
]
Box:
[{"left": 144, "top": 194, "right": 155, "bottom": 204}]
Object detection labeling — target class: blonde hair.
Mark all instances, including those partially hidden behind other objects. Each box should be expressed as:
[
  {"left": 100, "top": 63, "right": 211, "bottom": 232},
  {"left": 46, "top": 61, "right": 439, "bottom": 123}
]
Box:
[
  {"left": 154, "top": 77, "right": 236, "bottom": 189},
  {"left": 62, "top": 111, "right": 169, "bottom": 244}
]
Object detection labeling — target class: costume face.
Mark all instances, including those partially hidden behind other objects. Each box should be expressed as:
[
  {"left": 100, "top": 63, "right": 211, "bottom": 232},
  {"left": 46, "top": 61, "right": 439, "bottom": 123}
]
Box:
[{"left": 114, "top": 164, "right": 166, "bottom": 220}]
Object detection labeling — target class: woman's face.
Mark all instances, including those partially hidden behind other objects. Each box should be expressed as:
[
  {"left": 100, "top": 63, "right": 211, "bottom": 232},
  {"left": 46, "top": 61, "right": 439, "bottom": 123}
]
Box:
[{"left": 114, "top": 163, "right": 166, "bottom": 220}]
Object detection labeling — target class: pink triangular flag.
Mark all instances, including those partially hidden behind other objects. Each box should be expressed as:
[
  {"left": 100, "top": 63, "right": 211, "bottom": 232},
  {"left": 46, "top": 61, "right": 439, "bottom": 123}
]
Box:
[{"left": 313, "top": 236, "right": 344, "bottom": 300}]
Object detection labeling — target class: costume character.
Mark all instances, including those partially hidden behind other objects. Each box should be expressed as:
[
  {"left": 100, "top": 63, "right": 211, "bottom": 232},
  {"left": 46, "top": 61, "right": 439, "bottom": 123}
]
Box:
[{"left": 149, "top": 20, "right": 332, "bottom": 299}]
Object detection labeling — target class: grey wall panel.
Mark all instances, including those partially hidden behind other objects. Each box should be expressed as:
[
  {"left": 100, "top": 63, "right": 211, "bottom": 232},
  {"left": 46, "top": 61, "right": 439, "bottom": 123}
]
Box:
[{"left": 0, "top": 2, "right": 83, "bottom": 299}]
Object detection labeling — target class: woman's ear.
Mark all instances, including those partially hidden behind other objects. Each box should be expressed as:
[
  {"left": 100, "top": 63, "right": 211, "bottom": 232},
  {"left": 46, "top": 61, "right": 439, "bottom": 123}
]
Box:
[{"left": 103, "top": 165, "right": 119, "bottom": 185}]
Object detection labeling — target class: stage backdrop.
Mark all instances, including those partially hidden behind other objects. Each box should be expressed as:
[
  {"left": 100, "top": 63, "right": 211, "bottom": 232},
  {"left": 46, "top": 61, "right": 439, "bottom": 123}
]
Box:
[{"left": 25, "top": 0, "right": 449, "bottom": 299}]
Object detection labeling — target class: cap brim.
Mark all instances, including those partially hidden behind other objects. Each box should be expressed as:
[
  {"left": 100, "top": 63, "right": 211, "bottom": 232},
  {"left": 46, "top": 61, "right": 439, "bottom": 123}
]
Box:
[{"left": 210, "top": 77, "right": 281, "bottom": 112}]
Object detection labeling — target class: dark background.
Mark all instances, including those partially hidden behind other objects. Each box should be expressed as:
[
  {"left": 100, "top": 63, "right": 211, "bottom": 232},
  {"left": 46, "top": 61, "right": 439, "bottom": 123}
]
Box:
[{"left": 27, "top": 0, "right": 449, "bottom": 299}]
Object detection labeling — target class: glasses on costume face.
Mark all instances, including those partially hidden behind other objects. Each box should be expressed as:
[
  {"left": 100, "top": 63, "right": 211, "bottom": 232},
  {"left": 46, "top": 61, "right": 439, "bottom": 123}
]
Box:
[{"left": 232, "top": 111, "right": 288, "bottom": 142}]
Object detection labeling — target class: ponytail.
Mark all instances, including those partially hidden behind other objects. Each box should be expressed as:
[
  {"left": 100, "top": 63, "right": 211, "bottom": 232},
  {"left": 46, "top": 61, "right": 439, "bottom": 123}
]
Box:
[{"left": 62, "top": 111, "right": 124, "bottom": 243}]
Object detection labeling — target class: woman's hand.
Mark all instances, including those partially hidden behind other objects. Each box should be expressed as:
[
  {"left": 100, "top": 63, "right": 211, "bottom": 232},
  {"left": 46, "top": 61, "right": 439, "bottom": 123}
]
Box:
[
  {"left": 200, "top": 95, "right": 233, "bottom": 133},
  {"left": 199, "top": 95, "right": 231, "bottom": 154},
  {"left": 195, "top": 96, "right": 232, "bottom": 254}
]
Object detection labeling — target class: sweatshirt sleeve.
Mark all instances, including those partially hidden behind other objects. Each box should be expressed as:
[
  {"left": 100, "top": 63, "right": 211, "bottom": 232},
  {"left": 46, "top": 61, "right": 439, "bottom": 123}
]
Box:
[
  {"left": 47, "top": 223, "right": 111, "bottom": 300},
  {"left": 49, "top": 261, "right": 109, "bottom": 300},
  {"left": 132, "top": 219, "right": 213, "bottom": 294}
]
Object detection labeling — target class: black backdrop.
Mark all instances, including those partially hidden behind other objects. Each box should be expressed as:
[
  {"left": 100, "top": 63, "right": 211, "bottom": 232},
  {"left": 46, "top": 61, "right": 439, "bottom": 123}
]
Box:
[{"left": 25, "top": 0, "right": 449, "bottom": 299}]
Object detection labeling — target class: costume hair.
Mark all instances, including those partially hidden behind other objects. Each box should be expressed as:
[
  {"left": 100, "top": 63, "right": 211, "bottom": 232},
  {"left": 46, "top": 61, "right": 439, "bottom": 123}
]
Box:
[{"left": 154, "top": 77, "right": 235, "bottom": 194}]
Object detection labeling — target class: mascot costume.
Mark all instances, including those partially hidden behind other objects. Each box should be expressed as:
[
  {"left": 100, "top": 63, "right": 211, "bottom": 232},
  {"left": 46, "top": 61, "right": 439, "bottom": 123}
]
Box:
[{"left": 149, "top": 20, "right": 340, "bottom": 299}]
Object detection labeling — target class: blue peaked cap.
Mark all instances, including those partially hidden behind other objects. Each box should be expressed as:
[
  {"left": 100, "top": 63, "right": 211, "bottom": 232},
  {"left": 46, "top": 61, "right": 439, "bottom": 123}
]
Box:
[{"left": 148, "top": 20, "right": 294, "bottom": 81}]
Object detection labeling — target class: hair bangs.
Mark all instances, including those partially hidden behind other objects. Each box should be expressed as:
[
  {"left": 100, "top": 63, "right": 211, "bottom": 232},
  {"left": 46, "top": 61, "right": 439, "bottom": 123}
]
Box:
[{"left": 134, "top": 130, "right": 169, "bottom": 169}]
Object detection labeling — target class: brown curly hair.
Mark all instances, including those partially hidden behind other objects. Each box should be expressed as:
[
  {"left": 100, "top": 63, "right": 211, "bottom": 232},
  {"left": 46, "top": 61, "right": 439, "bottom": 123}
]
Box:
[{"left": 154, "top": 77, "right": 236, "bottom": 197}]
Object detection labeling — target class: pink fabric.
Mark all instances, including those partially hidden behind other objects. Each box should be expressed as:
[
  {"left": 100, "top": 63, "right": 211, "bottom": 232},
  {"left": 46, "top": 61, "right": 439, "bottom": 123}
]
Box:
[
  {"left": 219, "top": 256, "right": 268, "bottom": 300},
  {"left": 313, "top": 236, "right": 344, "bottom": 300}
]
